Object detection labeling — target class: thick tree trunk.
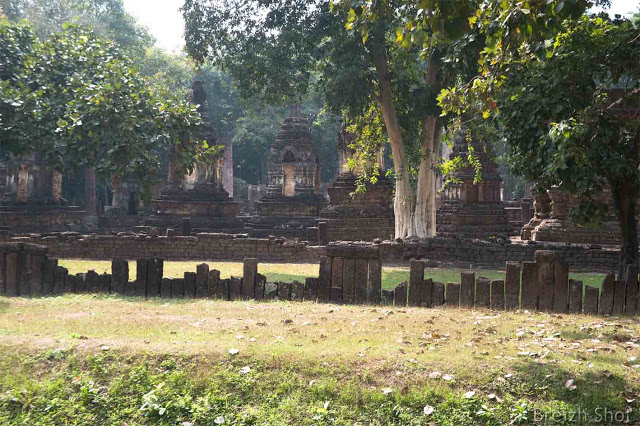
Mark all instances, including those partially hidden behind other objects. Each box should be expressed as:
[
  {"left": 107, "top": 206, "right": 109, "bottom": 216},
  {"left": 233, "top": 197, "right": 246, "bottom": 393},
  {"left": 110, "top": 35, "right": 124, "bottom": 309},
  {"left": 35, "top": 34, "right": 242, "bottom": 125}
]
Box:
[
  {"left": 85, "top": 166, "right": 97, "bottom": 216},
  {"left": 414, "top": 53, "right": 440, "bottom": 238},
  {"left": 371, "top": 43, "right": 416, "bottom": 238},
  {"left": 611, "top": 179, "right": 639, "bottom": 280}
]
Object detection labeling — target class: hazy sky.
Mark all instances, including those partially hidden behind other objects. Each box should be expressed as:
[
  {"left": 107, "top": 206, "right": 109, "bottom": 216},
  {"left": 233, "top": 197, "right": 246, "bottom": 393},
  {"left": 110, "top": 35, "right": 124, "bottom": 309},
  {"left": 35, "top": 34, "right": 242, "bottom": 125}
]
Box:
[{"left": 123, "top": 0, "right": 640, "bottom": 52}]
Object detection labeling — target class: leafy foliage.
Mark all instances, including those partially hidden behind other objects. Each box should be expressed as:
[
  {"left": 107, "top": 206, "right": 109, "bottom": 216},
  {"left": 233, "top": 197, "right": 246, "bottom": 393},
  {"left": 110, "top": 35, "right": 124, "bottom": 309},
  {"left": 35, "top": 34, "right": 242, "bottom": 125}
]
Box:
[{"left": 0, "top": 19, "right": 211, "bottom": 193}]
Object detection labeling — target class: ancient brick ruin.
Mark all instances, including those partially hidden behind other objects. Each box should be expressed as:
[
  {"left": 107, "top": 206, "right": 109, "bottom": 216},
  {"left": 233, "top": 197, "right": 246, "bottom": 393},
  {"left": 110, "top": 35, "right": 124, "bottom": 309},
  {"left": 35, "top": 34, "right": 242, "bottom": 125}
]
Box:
[
  {"left": 318, "top": 126, "right": 394, "bottom": 242},
  {"left": 150, "top": 78, "right": 241, "bottom": 233},
  {"left": 1, "top": 241, "right": 637, "bottom": 317},
  {"left": 437, "top": 130, "right": 511, "bottom": 239},
  {"left": 522, "top": 187, "right": 628, "bottom": 245},
  {"left": 252, "top": 104, "right": 327, "bottom": 230}
]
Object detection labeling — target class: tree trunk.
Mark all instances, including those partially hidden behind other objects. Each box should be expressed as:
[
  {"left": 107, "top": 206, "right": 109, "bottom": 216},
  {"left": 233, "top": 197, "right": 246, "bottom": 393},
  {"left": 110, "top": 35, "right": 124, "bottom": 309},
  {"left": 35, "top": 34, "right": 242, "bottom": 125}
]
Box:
[
  {"left": 371, "top": 42, "right": 416, "bottom": 238},
  {"left": 85, "top": 166, "right": 97, "bottom": 216},
  {"left": 414, "top": 53, "right": 441, "bottom": 238},
  {"left": 611, "top": 179, "right": 639, "bottom": 280}
]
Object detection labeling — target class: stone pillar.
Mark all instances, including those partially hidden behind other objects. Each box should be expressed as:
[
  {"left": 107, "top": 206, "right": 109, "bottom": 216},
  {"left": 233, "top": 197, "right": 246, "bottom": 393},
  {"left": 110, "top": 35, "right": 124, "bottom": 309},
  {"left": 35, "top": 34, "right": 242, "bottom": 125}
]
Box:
[
  {"left": 208, "top": 269, "right": 221, "bottom": 298},
  {"left": 445, "top": 282, "right": 460, "bottom": 307},
  {"left": 460, "top": 272, "right": 475, "bottom": 308},
  {"left": 431, "top": 282, "right": 445, "bottom": 306},
  {"left": 342, "top": 258, "right": 355, "bottom": 304},
  {"left": 409, "top": 260, "right": 425, "bottom": 307},
  {"left": 28, "top": 246, "right": 47, "bottom": 296},
  {"left": 196, "top": 263, "right": 210, "bottom": 298},
  {"left": 535, "top": 251, "right": 557, "bottom": 311},
  {"left": 490, "top": 280, "right": 505, "bottom": 310},
  {"left": 135, "top": 260, "right": 148, "bottom": 297},
  {"left": 242, "top": 259, "right": 257, "bottom": 299},
  {"left": 111, "top": 260, "right": 129, "bottom": 295},
  {"left": 330, "top": 257, "right": 344, "bottom": 304},
  {"left": 52, "top": 171, "right": 63, "bottom": 205},
  {"left": 367, "top": 259, "right": 381, "bottom": 305},
  {"left": 599, "top": 273, "right": 615, "bottom": 315},
  {"left": 583, "top": 286, "right": 600, "bottom": 314},
  {"left": 5, "top": 245, "right": 20, "bottom": 296},
  {"left": 184, "top": 272, "right": 197, "bottom": 298},
  {"left": 304, "top": 277, "right": 318, "bottom": 301},
  {"left": 521, "top": 261, "right": 538, "bottom": 309},
  {"left": 421, "top": 278, "right": 433, "bottom": 307},
  {"left": 394, "top": 281, "right": 408, "bottom": 307},
  {"left": 475, "top": 277, "right": 490, "bottom": 308},
  {"left": 354, "top": 258, "right": 368, "bottom": 303},
  {"left": 17, "top": 162, "right": 30, "bottom": 203},
  {"left": 504, "top": 262, "right": 521, "bottom": 310},
  {"left": 569, "top": 280, "right": 583, "bottom": 314}
]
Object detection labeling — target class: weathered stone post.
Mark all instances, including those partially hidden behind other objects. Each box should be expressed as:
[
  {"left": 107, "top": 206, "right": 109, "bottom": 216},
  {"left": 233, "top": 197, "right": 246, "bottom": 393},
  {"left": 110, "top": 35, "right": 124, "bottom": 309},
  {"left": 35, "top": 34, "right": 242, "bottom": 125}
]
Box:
[
  {"left": 445, "top": 282, "right": 460, "bottom": 307},
  {"left": 490, "top": 280, "right": 505, "bottom": 310},
  {"left": 520, "top": 261, "right": 539, "bottom": 310},
  {"left": 583, "top": 286, "right": 600, "bottom": 315},
  {"left": 196, "top": 263, "right": 211, "bottom": 298},
  {"left": 291, "top": 281, "right": 304, "bottom": 301},
  {"left": 460, "top": 272, "right": 475, "bottom": 308},
  {"left": 342, "top": 258, "right": 355, "bottom": 304},
  {"left": 98, "top": 274, "right": 111, "bottom": 293},
  {"left": 184, "top": 272, "right": 197, "bottom": 298},
  {"left": 161, "top": 278, "right": 172, "bottom": 298},
  {"left": 421, "top": 278, "right": 433, "bottom": 307},
  {"left": 304, "top": 277, "right": 318, "bottom": 301},
  {"left": 475, "top": 277, "right": 490, "bottom": 308},
  {"left": 135, "top": 260, "right": 148, "bottom": 297},
  {"left": 64, "top": 274, "right": 76, "bottom": 293},
  {"left": 54, "top": 266, "right": 68, "bottom": 295},
  {"left": 18, "top": 246, "right": 30, "bottom": 297},
  {"left": 242, "top": 258, "right": 257, "bottom": 299},
  {"left": 330, "top": 257, "right": 344, "bottom": 304},
  {"left": 42, "top": 258, "right": 58, "bottom": 295},
  {"left": 86, "top": 270, "right": 100, "bottom": 293},
  {"left": 147, "top": 259, "right": 160, "bottom": 298},
  {"left": 535, "top": 251, "right": 557, "bottom": 311},
  {"left": 431, "top": 282, "right": 445, "bottom": 306},
  {"left": 256, "top": 273, "right": 267, "bottom": 299},
  {"left": 368, "top": 259, "right": 382, "bottom": 305},
  {"left": 5, "top": 244, "right": 20, "bottom": 297},
  {"left": 28, "top": 245, "right": 47, "bottom": 296},
  {"left": 208, "top": 269, "right": 220, "bottom": 298},
  {"left": 111, "top": 260, "right": 129, "bottom": 295},
  {"left": 568, "top": 279, "right": 583, "bottom": 314},
  {"left": 229, "top": 276, "right": 242, "bottom": 300},
  {"left": 612, "top": 277, "right": 626, "bottom": 315},
  {"left": 599, "top": 273, "right": 615, "bottom": 315},
  {"left": 317, "top": 257, "right": 332, "bottom": 303},
  {"left": 409, "top": 260, "right": 426, "bottom": 307},
  {"left": 75, "top": 273, "right": 87, "bottom": 293},
  {"left": 553, "top": 257, "right": 569, "bottom": 313},
  {"left": 504, "top": 262, "right": 521, "bottom": 310},
  {"left": 172, "top": 278, "right": 185, "bottom": 298},
  {"left": 354, "top": 258, "right": 368, "bottom": 303},
  {"left": 394, "top": 282, "right": 408, "bottom": 307}
]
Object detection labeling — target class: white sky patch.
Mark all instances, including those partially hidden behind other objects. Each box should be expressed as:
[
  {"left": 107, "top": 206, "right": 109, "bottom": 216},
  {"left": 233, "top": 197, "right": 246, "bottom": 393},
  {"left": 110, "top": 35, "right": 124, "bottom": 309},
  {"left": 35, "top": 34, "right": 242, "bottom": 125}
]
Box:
[
  {"left": 123, "top": 0, "right": 185, "bottom": 52},
  {"left": 124, "top": 0, "right": 639, "bottom": 53}
]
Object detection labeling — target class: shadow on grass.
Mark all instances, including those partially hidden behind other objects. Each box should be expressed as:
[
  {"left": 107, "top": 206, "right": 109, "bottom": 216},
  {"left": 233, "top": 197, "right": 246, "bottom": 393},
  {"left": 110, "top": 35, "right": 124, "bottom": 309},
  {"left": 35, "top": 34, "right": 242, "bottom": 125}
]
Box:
[{"left": 504, "top": 360, "right": 635, "bottom": 422}]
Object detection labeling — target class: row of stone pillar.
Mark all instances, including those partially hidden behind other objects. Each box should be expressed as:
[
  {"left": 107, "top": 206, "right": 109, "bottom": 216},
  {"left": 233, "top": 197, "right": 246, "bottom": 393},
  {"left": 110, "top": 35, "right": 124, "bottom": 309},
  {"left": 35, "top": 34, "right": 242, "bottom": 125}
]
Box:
[
  {"left": 2, "top": 243, "right": 638, "bottom": 316},
  {"left": 378, "top": 251, "right": 638, "bottom": 316}
]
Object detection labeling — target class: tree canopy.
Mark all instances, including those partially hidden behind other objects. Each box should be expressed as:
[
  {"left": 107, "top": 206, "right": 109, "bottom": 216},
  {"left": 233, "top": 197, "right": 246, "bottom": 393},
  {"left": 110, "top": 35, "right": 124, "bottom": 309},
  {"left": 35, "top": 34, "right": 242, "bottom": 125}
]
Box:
[{"left": 0, "top": 19, "right": 211, "bottom": 193}]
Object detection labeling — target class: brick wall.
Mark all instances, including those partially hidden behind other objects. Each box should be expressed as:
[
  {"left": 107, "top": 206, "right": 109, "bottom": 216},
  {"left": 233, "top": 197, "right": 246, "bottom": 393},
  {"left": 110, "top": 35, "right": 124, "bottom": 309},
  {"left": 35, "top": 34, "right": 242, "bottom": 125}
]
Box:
[{"left": 8, "top": 232, "right": 622, "bottom": 272}]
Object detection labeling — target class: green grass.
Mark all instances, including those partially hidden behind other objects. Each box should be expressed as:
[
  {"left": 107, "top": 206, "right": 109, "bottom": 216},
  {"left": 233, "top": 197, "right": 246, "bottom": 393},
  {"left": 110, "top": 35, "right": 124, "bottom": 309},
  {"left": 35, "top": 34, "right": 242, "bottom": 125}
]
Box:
[
  {"left": 58, "top": 260, "right": 607, "bottom": 291},
  {"left": 0, "top": 295, "right": 638, "bottom": 425}
]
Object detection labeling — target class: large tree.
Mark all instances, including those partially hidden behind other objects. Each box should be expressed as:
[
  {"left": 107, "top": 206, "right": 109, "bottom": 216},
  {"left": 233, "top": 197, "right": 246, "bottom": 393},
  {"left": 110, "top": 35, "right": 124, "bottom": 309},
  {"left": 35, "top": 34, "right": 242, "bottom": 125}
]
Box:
[
  {"left": 441, "top": 13, "right": 639, "bottom": 277},
  {"left": 182, "top": 0, "right": 478, "bottom": 238},
  {"left": 0, "top": 19, "right": 210, "bottom": 210}
]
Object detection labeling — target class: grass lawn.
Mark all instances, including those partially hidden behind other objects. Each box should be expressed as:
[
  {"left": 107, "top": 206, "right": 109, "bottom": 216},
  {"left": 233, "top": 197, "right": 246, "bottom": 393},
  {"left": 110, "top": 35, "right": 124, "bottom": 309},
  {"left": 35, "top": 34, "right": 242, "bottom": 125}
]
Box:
[
  {"left": 58, "top": 260, "right": 608, "bottom": 291},
  {"left": 0, "top": 295, "right": 639, "bottom": 425}
]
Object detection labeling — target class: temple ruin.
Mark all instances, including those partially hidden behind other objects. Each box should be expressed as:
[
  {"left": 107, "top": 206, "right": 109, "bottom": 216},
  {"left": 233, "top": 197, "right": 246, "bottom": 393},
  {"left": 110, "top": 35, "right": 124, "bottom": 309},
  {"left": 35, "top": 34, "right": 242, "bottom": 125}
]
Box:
[
  {"left": 318, "top": 125, "right": 394, "bottom": 242},
  {"left": 437, "top": 130, "right": 511, "bottom": 239},
  {"left": 252, "top": 105, "right": 326, "bottom": 230},
  {"left": 150, "top": 78, "right": 241, "bottom": 232}
]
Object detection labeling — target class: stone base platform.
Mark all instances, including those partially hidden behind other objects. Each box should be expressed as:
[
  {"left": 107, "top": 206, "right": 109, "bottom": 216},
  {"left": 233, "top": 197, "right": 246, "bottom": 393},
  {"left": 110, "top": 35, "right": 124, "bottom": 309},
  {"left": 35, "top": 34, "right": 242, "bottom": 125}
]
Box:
[
  {"left": 437, "top": 201, "right": 511, "bottom": 239},
  {"left": 0, "top": 205, "right": 87, "bottom": 233}
]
